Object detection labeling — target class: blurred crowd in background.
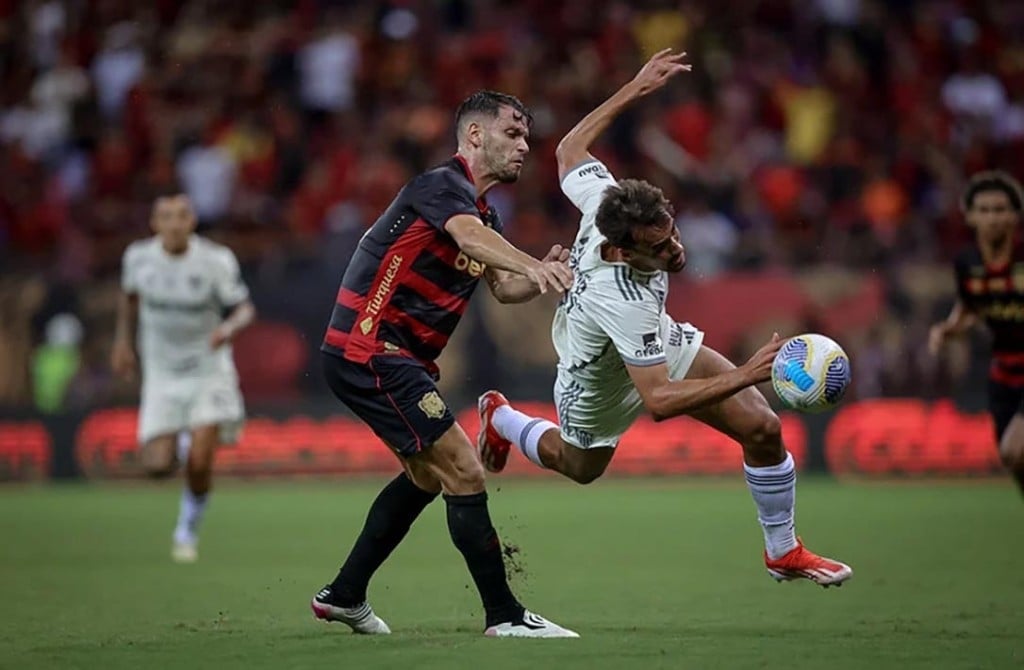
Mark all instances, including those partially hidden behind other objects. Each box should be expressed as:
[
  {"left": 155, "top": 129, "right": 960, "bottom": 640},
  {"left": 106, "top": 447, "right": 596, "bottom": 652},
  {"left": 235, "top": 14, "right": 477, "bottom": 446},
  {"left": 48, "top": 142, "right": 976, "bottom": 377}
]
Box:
[{"left": 1, "top": 0, "right": 1021, "bottom": 414}]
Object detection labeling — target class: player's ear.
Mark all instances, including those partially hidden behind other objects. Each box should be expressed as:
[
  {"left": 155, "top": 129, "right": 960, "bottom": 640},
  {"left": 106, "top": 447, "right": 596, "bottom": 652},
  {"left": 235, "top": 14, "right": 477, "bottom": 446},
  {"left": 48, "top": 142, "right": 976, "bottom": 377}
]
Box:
[{"left": 465, "top": 120, "right": 484, "bottom": 149}]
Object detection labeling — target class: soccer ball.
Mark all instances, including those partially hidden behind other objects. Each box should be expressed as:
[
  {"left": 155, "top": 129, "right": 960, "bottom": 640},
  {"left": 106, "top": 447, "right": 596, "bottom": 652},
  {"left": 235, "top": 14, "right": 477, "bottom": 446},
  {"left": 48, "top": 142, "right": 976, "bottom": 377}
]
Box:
[{"left": 771, "top": 333, "right": 851, "bottom": 413}]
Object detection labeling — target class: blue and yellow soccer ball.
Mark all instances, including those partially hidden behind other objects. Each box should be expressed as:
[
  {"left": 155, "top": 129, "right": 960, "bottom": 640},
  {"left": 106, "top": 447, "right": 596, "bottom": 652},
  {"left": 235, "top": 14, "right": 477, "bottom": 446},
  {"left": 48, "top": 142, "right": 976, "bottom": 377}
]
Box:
[{"left": 771, "top": 333, "right": 851, "bottom": 413}]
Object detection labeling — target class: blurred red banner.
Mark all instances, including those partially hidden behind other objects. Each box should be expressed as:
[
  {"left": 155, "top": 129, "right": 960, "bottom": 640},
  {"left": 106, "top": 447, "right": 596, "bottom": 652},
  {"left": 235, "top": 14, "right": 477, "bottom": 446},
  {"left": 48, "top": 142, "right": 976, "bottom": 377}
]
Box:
[{"left": 0, "top": 398, "right": 1004, "bottom": 480}]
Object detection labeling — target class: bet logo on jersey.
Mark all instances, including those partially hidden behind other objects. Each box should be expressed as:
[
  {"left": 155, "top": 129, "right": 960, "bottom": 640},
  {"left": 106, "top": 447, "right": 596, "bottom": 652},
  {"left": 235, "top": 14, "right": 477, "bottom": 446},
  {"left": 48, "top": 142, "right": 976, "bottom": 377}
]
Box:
[{"left": 454, "top": 251, "right": 486, "bottom": 277}]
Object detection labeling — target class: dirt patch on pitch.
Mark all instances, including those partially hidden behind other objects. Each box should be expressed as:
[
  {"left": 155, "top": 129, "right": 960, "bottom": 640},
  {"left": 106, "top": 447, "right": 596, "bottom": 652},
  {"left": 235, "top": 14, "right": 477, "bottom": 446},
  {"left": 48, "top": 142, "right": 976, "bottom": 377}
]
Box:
[{"left": 502, "top": 541, "right": 528, "bottom": 581}]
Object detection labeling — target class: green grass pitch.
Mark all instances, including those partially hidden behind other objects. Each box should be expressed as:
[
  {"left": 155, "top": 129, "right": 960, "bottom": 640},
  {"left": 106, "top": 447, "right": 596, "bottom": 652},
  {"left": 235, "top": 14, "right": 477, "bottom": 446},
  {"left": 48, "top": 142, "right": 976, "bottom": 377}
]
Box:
[{"left": 1, "top": 477, "right": 1021, "bottom": 669}]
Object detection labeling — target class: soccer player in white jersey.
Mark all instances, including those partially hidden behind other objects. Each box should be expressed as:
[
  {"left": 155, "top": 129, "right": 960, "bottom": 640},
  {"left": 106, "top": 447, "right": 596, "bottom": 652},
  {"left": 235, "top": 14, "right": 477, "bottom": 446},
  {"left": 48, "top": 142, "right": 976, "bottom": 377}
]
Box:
[
  {"left": 112, "top": 192, "right": 255, "bottom": 563},
  {"left": 477, "top": 50, "right": 852, "bottom": 587}
]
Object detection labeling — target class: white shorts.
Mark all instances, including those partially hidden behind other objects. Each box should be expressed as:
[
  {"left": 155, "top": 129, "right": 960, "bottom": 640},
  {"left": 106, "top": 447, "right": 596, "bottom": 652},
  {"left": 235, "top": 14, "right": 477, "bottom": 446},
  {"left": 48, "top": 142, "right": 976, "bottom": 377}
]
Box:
[
  {"left": 138, "top": 373, "right": 245, "bottom": 445},
  {"left": 554, "top": 324, "right": 703, "bottom": 449}
]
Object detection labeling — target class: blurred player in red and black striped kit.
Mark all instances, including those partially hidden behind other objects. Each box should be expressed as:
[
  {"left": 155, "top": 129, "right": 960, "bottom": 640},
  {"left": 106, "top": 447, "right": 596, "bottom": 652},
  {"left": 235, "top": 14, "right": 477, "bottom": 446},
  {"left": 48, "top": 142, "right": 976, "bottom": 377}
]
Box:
[
  {"left": 930, "top": 171, "right": 1024, "bottom": 495},
  {"left": 309, "top": 91, "right": 579, "bottom": 637}
]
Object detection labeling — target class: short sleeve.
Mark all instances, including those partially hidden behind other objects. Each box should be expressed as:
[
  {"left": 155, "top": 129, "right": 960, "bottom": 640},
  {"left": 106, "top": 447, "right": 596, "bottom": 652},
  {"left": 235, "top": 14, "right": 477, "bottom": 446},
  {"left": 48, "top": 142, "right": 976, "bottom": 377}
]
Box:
[
  {"left": 214, "top": 249, "right": 249, "bottom": 307},
  {"left": 585, "top": 280, "right": 666, "bottom": 367},
  {"left": 120, "top": 243, "right": 142, "bottom": 293},
  {"left": 413, "top": 170, "right": 480, "bottom": 230},
  {"left": 560, "top": 159, "right": 617, "bottom": 216}
]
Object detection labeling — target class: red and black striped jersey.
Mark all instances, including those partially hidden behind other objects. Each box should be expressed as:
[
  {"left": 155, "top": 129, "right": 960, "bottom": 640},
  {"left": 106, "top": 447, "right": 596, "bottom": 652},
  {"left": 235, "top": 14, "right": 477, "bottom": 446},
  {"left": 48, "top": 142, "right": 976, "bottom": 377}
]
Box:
[
  {"left": 955, "top": 243, "right": 1024, "bottom": 384},
  {"left": 322, "top": 156, "right": 501, "bottom": 371}
]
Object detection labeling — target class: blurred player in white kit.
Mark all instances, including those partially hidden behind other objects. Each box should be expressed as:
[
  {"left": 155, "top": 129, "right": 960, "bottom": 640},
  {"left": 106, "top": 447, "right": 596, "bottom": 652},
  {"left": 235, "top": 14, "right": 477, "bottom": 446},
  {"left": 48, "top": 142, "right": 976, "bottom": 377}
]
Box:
[{"left": 111, "top": 192, "right": 255, "bottom": 563}]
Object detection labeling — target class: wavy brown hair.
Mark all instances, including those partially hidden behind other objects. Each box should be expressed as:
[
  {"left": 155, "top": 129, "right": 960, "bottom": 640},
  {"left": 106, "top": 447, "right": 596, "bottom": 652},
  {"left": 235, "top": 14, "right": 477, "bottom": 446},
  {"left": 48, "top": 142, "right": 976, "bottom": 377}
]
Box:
[{"left": 595, "top": 178, "right": 674, "bottom": 249}]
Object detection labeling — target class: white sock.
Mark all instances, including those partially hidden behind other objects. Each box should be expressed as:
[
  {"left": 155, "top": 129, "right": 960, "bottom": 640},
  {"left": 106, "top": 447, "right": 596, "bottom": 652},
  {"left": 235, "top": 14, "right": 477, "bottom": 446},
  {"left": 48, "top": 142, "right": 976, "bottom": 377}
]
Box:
[
  {"left": 176, "top": 431, "right": 192, "bottom": 464},
  {"left": 174, "top": 489, "right": 208, "bottom": 544},
  {"left": 492, "top": 405, "right": 557, "bottom": 469},
  {"left": 743, "top": 452, "right": 798, "bottom": 560}
]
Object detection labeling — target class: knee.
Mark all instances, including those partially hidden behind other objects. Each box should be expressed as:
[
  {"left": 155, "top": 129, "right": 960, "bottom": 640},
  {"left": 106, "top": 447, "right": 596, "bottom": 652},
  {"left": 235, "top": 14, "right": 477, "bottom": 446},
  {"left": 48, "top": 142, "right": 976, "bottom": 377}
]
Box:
[
  {"left": 742, "top": 410, "right": 784, "bottom": 460},
  {"left": 185, "top": 440, "right": 217, "bottom": 472},
  {"left": 185, "top": 457, "right": 213, "bottom": 478},
  {"left": 571, "top": 470, "right": 603, "bottom": 485},
  {"left": 404, "top": 464, "right": 443, "bottom": 495},
  {"left": 998, "top": 439, "right": 1024, "bottom": 470},
  {"left": 447, "top": 456, "right": 487, "bottom": 494},
  {"left": 568, "top": 462, "right": 606, "bottom": 485}
]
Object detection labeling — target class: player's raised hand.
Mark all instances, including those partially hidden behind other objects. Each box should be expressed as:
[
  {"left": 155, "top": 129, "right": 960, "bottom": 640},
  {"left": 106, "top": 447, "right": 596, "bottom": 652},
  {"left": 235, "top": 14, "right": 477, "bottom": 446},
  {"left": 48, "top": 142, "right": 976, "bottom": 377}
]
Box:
[
  {"left": 630, "top": 48, "right": 692, "bottom": 97},
  {"left": 110, "top": 341, "right": 138, "bottom": 381},
  {"left": 743, "top": 332, "right": 784, "bottom": 384}
]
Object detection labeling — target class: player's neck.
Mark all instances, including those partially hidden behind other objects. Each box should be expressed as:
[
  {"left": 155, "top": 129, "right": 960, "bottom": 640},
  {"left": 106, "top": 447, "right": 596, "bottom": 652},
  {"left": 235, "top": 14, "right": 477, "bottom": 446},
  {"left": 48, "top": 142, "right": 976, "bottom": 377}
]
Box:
[
  {"left": 457, "top": 152, "right": 497, "bottom": 198},
  {"left": 160, "top": 238, "right": 191, "bottom": 257},
  {"left": 600, "top": 243, "right": 624, "bottom": 264},
  {"left": 979, "top": 236, "right": 1013, "bottom": 268}
]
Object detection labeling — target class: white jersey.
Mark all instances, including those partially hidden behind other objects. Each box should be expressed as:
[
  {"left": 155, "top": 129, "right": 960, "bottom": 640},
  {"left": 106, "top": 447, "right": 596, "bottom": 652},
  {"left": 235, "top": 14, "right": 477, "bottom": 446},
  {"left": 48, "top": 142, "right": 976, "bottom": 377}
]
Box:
[
  {"left": 551, "top": 159, "right": 703, "bottom": 448},
  {"left": 121, "top": 235, "right": 249, "bottom": 379}
]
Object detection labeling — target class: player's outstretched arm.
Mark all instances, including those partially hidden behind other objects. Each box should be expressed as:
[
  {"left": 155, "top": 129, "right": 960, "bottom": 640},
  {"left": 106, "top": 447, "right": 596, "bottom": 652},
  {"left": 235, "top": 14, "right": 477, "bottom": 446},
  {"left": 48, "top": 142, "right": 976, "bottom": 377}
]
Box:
[
  {"left": 446, "top": 215, "right": 573, "bottom": 294},
  {"left": 111, "top": 291, "right": 139, "bottom": 381},
  {"left": 210, "top": 299, "right": 256, "bottom": 349},
  {"left": 555, "top": 48, "right": 691, "bottom": 180},
  {"left": 928, "top": 299, "right": 977, "bottom": 356},
  {"left": 485, "top": 244, "right": 571, "bottom": 303},
  {"left": 627, "top": 335, "right": 783, "bottom": 421}
]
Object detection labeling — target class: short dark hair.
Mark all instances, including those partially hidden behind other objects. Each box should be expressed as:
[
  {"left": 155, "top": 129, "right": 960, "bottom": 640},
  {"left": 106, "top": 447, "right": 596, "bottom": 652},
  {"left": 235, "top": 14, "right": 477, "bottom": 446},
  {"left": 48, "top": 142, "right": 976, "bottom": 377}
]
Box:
[
  {"left": 595, "top": 179, "right": 674, "bottom": 249},
  {"left": 455, "top": 90, "right": 533, "bottom": 133},
  {"left": 961, "top": 170, "right": 1024, "bottom": 213},
  {"left": 151, "top": 184, "right": 187, "bottom": 201}
]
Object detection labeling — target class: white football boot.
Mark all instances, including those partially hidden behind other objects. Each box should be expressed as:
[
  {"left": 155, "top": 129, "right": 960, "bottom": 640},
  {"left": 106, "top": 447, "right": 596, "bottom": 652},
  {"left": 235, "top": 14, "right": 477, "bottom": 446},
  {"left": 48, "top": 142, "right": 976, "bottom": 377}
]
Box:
[
  {"left": 171, "top": 536, "right": 198, "bottom": 563},
  {"left": 484, "top": 610, "right": 579, "bottom": 638},
  {"left": 311, "top": 587, "right": 391, "bottom": 634}
]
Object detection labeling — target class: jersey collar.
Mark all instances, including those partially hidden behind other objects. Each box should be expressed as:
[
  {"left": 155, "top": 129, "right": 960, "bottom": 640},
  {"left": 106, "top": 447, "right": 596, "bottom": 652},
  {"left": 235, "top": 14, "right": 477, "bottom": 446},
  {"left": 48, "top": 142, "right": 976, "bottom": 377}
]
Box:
[{"left": 452, "top": 154, "right": 489, "bottom": 213}]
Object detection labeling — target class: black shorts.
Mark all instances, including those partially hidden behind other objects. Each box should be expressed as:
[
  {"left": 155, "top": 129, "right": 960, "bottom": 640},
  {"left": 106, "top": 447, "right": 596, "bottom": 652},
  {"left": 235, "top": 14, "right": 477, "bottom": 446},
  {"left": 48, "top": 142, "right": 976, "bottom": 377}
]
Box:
[
  {"left": 988, "top": 379, "right": 1024, "bottom": 442},
  {"left": 322, "top": 351, "right": 455, "bottom": 457}
]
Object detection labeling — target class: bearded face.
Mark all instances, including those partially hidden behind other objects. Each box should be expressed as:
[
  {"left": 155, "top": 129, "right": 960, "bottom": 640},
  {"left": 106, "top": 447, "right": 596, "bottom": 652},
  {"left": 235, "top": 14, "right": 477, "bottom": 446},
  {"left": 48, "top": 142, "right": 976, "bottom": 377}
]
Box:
[{"left": 479, "top": 105, "right": 530, "bottom": 183}]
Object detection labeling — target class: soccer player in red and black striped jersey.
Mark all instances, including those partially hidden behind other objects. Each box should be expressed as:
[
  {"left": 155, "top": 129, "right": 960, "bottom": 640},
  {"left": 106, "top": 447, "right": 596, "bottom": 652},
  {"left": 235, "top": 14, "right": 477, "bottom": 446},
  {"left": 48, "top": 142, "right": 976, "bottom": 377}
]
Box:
[
  {"left": 310, "top": 91, "right": 578, "bottom": 637},
  {"left": 930, "top": 171, "right": 1024, "bottom": 494}
]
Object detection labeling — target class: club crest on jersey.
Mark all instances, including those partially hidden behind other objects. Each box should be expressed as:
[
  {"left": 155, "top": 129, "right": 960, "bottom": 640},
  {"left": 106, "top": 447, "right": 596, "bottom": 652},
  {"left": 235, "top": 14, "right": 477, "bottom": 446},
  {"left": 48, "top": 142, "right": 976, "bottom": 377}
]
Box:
[
  {"left": 188, "top": 274, "right": 203, "bottom": 291},
  {"left": 417, "top": 391, "right": 447, "bottom": 419},
  {"left": 359, "top": 317, "right": 374, "bottom": 334}
]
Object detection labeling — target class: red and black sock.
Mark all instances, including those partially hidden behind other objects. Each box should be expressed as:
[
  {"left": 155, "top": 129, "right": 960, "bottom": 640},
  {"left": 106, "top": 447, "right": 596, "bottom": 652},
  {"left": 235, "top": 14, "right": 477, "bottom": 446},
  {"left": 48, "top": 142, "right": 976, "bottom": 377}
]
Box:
[
  {"left": 444, "top": 491, "right": 524, "bottom": 627},
  {"left": 329, "top": 472, "right": 437, "bottom": 606}
]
